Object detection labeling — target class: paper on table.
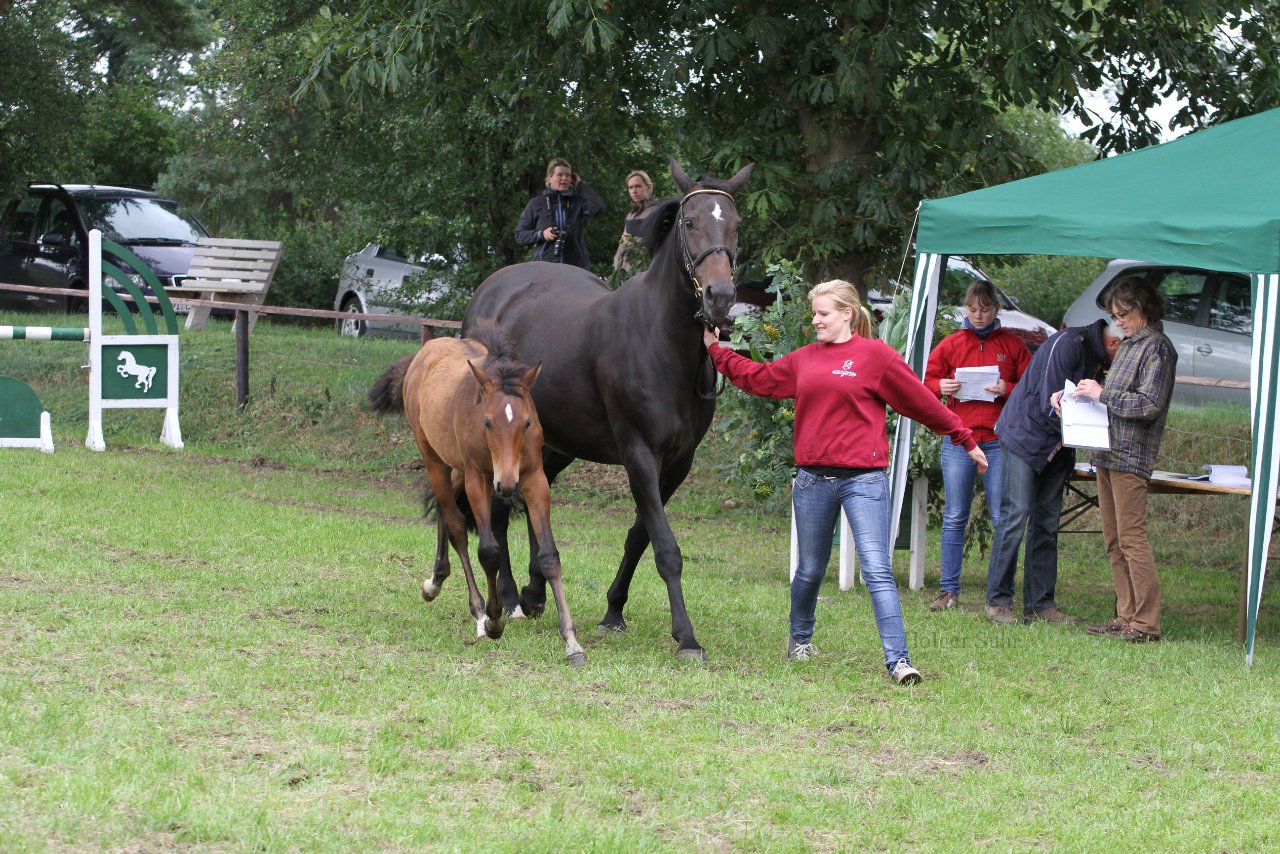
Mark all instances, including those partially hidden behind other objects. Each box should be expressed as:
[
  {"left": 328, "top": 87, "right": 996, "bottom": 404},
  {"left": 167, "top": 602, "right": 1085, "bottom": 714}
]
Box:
[
  {"left": 1190, "top": 464, "right": 1251, "bottom": 487},
  {"left": 954, "top": 366, "right": 1000, "bottom": 402},
  {"left": 1061, "top": 379, "right": 1110, "bottom": 451}
]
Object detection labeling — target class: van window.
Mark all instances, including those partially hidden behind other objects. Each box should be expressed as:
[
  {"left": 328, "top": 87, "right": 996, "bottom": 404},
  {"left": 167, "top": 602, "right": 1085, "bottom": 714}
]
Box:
[
  {"left": 2, "top": 197, "right": 42, "bottom": 243},
  {"left": 1208, "top": 275, "right": 1251, "bottom": 335},
  {"left": 1154, "top": 271, "right": 1208, "bottom": 325}
]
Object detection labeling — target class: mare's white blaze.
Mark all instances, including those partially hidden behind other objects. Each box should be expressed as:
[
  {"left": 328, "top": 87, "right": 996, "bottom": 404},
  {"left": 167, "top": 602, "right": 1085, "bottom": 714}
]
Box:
[
  {"left": 476, "top": 615, "right": 487, "bottom": 637},
  {"left": 711, "top": 201, "right": 723, "bottom": 221},
  {"left": 505, "top": 402, "right": 513, "bottom": 423}
]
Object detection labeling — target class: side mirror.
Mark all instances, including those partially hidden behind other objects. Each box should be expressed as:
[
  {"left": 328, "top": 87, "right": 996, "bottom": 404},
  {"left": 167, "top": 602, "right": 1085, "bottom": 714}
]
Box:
[{"left": 38, "top": 232, "right": 67, "bottom": 249}]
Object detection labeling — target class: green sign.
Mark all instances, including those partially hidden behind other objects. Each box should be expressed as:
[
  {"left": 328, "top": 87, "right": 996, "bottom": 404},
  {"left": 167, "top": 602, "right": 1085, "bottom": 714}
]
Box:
[
  {"left": 100, "top": 344, "right": 169, "bottom": 400},
  {"left": 0, "top": 376, "right": 43, "bottom": 439}
]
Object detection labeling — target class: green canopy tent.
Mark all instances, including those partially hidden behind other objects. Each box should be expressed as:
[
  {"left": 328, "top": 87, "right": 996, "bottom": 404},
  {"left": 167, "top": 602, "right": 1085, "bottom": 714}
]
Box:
[{"left": 893, "top": 106, "right": 1280, "bottom": 663}]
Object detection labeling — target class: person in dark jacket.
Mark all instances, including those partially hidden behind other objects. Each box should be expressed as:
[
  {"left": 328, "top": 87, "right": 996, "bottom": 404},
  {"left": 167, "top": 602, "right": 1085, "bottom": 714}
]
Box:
[
  {"left": 515, "top": 158, "right": 606, "bottom": 270},
  {"left": 613, "top": 169, "right": 659, "bottom": 276},
  {"left": 985, "top": 318, "right": 1121, "bottom": 625}
]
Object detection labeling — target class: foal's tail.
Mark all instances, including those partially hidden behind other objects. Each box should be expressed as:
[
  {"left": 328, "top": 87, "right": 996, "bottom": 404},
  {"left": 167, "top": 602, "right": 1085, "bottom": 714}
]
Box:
[{"left": 367, "top": 355, "right": 414, "bottom": 415}]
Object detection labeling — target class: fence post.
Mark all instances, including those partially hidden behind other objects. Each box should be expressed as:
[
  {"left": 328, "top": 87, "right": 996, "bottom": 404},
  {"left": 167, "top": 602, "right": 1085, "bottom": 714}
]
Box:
[{"left": 235, "top": 309, "right": 250, "bottom": 409}]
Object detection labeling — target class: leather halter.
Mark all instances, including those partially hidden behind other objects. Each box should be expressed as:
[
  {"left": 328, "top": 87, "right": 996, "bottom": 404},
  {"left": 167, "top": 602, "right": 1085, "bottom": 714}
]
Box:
[
  {"left": 678, "top": 188, "right": 737, "bottom": 399},
  {"left": 677, "top": 188, "right": 738, "bottom": 305}
]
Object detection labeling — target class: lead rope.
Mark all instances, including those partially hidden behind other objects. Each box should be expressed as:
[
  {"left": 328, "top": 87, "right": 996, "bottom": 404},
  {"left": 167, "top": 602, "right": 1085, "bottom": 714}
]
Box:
[{"left": 698, "top": 348, "right": 726, "bottom": 399}]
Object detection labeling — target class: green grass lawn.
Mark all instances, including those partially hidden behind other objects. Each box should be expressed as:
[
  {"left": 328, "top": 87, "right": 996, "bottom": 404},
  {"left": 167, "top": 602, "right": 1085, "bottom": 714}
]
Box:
[{"left": 1, "top": 312, "right": 1277, "bottom": 851}]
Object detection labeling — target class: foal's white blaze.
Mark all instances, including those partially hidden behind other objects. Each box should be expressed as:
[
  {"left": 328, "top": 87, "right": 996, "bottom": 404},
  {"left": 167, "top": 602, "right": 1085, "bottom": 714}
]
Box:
[
  {"left": 505, "top": 402, "right": 513, "bottom": 423},
  {"left": 711, "top": 201, "right": 723, "bottom": 222}
]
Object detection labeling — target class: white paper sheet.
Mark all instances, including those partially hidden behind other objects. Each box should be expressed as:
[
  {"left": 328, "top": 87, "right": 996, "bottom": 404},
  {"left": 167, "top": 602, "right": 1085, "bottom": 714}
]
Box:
[
  {"left": 1061, "top": 379, "right": 1110, "bottom": 451},
  {"left": 954, "top": 366, "right": 1000, "bottom": 402},
  {"left": 1190, "top": 464, "right": 1251, "bottom": 487}
]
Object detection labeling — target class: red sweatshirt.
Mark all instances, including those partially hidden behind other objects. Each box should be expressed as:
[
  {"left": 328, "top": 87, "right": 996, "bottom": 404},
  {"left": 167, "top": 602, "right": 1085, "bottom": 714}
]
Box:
[
  {"left": 924, "top": 327, "right": 1030, "bottom": 443},
  {"left": 709, "top": 335, "right": 976, "bottom": 469}
]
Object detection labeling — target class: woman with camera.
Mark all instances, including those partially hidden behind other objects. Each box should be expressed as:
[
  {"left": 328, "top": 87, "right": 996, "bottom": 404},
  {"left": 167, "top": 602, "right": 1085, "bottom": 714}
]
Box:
[{"left": 515, "top": 158, "right": 606, "bottom": 270}]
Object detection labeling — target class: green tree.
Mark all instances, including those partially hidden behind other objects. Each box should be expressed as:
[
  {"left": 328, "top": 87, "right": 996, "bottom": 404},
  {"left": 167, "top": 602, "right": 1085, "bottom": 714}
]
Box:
[
  {"left": 0, "top": 0, "right": 212, "bottom": 195},
  {"left": 0, "top": 2, "right": 90, "bottom": 197},
  {"left": 298, "top": 1, "right": 1280, "bottom": 293}
]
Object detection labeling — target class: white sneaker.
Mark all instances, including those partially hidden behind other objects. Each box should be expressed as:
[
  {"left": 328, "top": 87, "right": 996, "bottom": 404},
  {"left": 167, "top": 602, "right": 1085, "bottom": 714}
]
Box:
[
  {"left": 890, "top": 659, "right": 922, "bottom": 685},
  {"left": 787, "top": 636, "right": 818, "bottom": 661}
]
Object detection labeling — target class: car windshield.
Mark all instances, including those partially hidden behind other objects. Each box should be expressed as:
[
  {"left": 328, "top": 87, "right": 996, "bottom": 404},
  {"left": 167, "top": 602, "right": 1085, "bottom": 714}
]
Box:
[{"left": 78, "top": 197, "right": 206, "bottom": 244}]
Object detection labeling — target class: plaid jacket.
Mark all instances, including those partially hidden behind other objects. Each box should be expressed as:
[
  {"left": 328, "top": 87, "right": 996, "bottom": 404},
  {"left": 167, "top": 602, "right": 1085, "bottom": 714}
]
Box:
[{"left": 1090, "top": 322, "right": 1178, "bottom": 478}]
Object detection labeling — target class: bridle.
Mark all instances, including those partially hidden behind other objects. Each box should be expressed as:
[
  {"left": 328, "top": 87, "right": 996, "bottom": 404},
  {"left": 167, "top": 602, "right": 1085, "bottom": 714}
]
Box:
[
  {"left": 677, "top": 188, "right": 738, "bottom": 311},
  {"left": 677, "top": 188, "right": 738, "bottom": 399}
]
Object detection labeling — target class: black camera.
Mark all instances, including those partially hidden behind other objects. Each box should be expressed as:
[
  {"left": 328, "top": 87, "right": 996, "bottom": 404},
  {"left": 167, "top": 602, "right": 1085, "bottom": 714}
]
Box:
[{"left": 550, "top": 226, "right": 566, "bottom": 258}]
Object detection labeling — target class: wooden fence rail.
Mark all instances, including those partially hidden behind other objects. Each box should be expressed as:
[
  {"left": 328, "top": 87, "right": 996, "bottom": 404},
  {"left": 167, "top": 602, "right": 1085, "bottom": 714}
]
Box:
[{"left": 1, "top": 281, "right": 460, "bottom": 409}]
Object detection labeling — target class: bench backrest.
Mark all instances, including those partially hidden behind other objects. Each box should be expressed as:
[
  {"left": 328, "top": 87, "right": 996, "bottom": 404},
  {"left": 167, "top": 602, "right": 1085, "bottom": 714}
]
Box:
[
  {"left": 183, "top": 237, "right": 283, "bottom": 294},
  {"left": 178, "top": 237, "right": 283, "bottom": 331}
]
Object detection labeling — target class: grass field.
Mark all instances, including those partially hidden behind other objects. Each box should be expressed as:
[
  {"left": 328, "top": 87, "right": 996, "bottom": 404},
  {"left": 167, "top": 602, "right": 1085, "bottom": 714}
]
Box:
[{"left": 1, "top": 312, "right": 1277, "bottom": 851}]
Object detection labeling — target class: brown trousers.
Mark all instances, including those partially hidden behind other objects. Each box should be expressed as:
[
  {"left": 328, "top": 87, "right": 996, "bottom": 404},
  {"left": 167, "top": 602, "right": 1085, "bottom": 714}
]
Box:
[{"left": 1096, "top": 467, "right": 1161, "bottom": 636}]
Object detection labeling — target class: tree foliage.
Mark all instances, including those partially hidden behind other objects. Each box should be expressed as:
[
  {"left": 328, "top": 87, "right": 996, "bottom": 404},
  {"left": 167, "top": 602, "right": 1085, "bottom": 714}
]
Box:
[
  {"left": 0, "top": 0, "right": 212, "bottom": 196},
  {"left": 297, "top": 0, "right": 1280, "bottom": 294}
]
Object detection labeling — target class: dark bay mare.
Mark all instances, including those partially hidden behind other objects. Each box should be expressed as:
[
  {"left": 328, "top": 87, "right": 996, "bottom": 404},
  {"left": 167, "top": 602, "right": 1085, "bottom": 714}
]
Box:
[
  {"left": 463, "top": 157, "right": 753, "bottom": 660},
  {"left": 368, "top": 326, "right": 586, "bottom": 665}
]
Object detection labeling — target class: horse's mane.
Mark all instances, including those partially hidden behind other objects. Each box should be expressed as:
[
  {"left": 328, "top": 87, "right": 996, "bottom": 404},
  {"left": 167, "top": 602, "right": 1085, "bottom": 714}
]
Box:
[
  {"left": 467, "top": 322, "right": 533, "bottom": 395},
  {"left": 629, "top": 196, "right": 681, "bottom": 258}
]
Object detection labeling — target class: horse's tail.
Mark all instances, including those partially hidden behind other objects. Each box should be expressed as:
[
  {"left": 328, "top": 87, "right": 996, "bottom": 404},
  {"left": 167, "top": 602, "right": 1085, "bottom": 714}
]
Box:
[{"left": 367, "top": 355, "right": 414, "bottom": 415}]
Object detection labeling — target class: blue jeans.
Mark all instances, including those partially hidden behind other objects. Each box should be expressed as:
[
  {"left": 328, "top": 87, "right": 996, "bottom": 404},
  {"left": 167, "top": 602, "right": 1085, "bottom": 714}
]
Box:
[
  {"left": 791, "top": 468, "right": 909, "bottom": 671},
  {"left": 940, "top": 438, "right": 1003, "bottom": 594},
  {"left": 985, "top": 444, "right": 1074, "bottom": 613}
]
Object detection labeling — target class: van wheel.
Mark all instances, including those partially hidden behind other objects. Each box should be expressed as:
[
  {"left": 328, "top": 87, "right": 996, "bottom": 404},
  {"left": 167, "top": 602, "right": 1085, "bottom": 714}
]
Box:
[{"left": 337, "top": 295, "right": 366, "bottom": 337}]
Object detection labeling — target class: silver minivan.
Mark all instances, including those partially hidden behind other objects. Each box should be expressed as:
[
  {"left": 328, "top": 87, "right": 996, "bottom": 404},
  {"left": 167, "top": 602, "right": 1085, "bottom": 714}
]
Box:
[{"left": 1060, "top": 259, "right": 1251, "bottom": 404}]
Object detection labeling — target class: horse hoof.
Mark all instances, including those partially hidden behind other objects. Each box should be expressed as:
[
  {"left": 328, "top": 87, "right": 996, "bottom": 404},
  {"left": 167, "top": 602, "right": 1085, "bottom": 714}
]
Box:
[
  {"left": 421, "top": 581, "right": 441, "bottom": 602},
  {"left": 566, "top": 651, "right": 587, "bottom": 667},
  {"left": 597, "top": 619, "right": 626, "bottom": 635},
  {"left": 484, "top": 618, "right": 505, "bottom": 640},
  {"left": 507, "top": 604, "right": 528, "bottom": 621},
  {"left": 676, "top": 647, "right": 708, "bottom": 662}
]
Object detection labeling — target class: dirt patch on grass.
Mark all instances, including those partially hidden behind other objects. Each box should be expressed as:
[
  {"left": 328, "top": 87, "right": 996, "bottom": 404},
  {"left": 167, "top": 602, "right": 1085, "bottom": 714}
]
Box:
[{"left": 871, "top": 744, "right": 993, "bottom": 774}]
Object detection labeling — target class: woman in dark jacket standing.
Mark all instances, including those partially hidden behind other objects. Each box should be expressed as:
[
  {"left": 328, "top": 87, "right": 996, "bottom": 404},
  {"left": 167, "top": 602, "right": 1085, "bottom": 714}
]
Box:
[
  {"left": 612, "top": 169, "right": 659, "bottom": 276},
  {"left": 515, "top": 158, "right": 606, "bottom": 270}
]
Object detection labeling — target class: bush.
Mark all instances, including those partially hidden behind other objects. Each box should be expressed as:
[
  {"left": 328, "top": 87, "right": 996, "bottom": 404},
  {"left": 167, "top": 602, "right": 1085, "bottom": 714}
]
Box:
[{"left": 985, "top": 255, "right": 1108, "bottom": 329}]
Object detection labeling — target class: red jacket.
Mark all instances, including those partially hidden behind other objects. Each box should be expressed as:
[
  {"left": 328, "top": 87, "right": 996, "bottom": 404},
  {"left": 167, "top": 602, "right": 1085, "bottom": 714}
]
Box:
[
  {"left": 924, "top": 326, "right": 1030, "bottom": 444},
  {"left": 709, "top": 335, "right": 976, "bottom": 469}
]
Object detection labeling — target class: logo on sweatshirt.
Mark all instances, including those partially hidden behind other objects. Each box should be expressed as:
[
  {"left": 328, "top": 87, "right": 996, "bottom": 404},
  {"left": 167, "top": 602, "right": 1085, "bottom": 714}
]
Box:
[{"left": 831, "top": 359, "right": 857, "bottom": 378}]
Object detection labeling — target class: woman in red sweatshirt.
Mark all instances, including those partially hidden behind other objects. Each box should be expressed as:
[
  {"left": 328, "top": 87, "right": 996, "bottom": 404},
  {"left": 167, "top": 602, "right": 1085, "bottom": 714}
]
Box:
[
  {"left": 703, "top": 280, "right": 987, "bottom": 685},
  {"left": 923, "top": 280, "right": 1030, "bottom": 612}
]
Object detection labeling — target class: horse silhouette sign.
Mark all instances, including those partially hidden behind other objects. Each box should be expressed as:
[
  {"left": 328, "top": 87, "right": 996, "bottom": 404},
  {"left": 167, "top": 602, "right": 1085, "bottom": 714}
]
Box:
[{"left": 101, "top": 346, "right": 167, "bottom": 398}]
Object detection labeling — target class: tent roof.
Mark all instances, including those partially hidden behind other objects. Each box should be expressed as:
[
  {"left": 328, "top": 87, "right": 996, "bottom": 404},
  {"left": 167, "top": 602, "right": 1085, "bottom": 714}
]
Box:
[{"left": 917, "top": 107, "right": 1280, "bottom": 274}]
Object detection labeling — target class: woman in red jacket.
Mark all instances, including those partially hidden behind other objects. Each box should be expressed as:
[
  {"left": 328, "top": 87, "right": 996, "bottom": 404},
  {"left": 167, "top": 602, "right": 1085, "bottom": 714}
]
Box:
[
  {"left": 703, "top": 280, "right": 987, "bottom": 685},
  {"left": 924, "top": 280, "right": 1031, "bottom": 612}
]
